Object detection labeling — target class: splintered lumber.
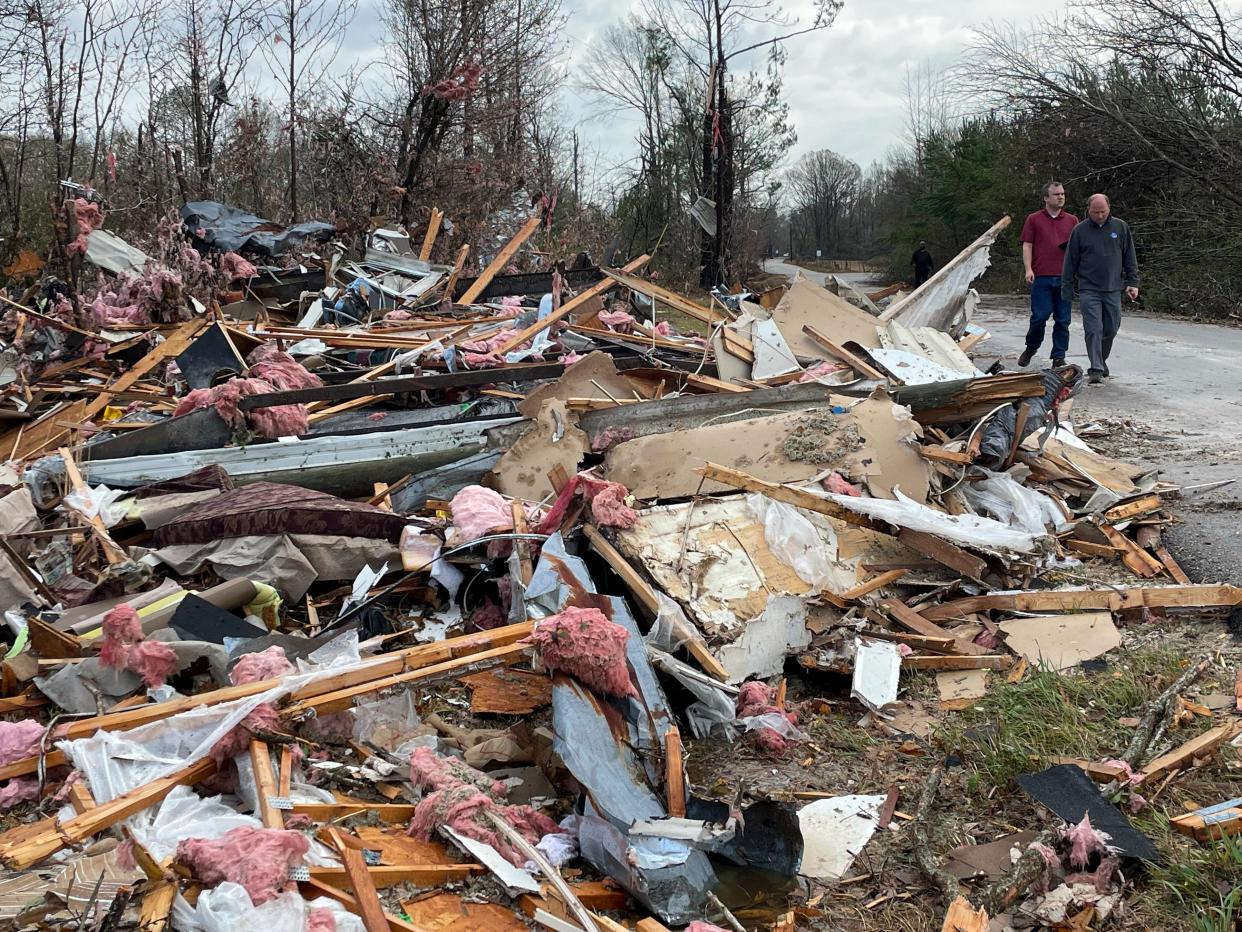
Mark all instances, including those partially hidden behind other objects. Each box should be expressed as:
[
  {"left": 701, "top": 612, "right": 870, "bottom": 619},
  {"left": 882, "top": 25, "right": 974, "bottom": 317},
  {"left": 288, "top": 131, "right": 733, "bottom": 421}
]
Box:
[
  {"left": 139, "top": 881, "right": 177, "bottom": 932},
  {"left": 665, "top": 726, "right": 686, "bottom": 818},
  {"left": 494, "top": 255, "right": 650, "bottom": 355},
  {"left": 876, "top": 598, "right": 989, "bottom": 656},
  {"left": 1042, "top": 757, "right": 1130, "bottom": 783},
  {"left": 829, "top": 569, "right": 909, "bottom": 604},
  {"left": 310, "top": 864, "right": 477, "bottom": 888},
  {"left": 59, "top": 447, "right": 129, "bottom": 564},
  {"left": 901, "top": 655, "right": 1011, "bottom": 671},
  {"left": 0, "top": 623, "right": 535, "bottom": 783},
  {"left": 601, "top": 267, "right": 732, "bottom": 327},
  {"left": 897, "top": 529, "right": 988, "bottom": 580},
  {"left": 292, "top": 803, "right": 417, "bottom": 822},
  {"left": 1103, "top": 494, "right": 1163, "bottom": 523},
  {"left": 1137, "top": 722, "right": 1241, "bottom": 785},
  {"left": 419, "top": 208, "right": 443, "bottom": 261},
  {"left": 697, "top": 462, "right": 883, "bottom": 531},
  {"left": 920, "top": 585, "right": 1242, "bottom": 622},
  {"left": 1095, "top": 521, "right": 1164, "bottom": 578},
  {"left": 582, "top": 523, "right": 729, "bottom": 681},
  {"left": 1171, "top": 798, "right": 1242, "bottom": 841},
  {"left": 281, "top": 641, "right": 531, "bottom": 717},
  {"left": 518, "top": 883, "right": 629, "bottom": 918},
  {"left": 329, "top": 827, "right": 390, "bottom": 932},
  {"left": 1155, "top": 545, "right": 1193, "bottom": 585},
  {"left": 250, "top": 740, "right": 283, "bottom": 829},
  {"left": 299, "top": 878, "right": 422, "bottom": 932},
  {"left": 0, "top": 757, "right": 217, "bottom": 869},
  {"left": 801, "top": 325, "right": 888, "bottom": 380},
  {"left": 941, "top": 896, "right": 989, "bottom": 932},
  {"left": 460, "top": 213, "right": 542, "bottom": 305}
]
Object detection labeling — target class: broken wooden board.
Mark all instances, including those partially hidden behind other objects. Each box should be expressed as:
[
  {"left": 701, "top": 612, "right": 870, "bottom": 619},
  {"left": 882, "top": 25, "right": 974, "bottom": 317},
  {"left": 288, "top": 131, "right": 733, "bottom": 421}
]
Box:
[
  {"left": 352, "top": 826, "right": 463, "bottom": 866},
  {"left": 461, "top": 667, "right": 552, "bottom": 715},
  {"left": 1138, "top": 722, "right": 1242, "bottom": 785},
  {"left": 998, "top": 613, "right": 1121, "bottom": 671},
  {"left": 920, "top": 585, "right": 1242, "bottom": 622},
  {"left": 604, "top": 396, "right": 929, "bottom": 503},
  {"left": 402, "top": 893, "right": 528, "bottom": 932},
  {"left": 1171, "top": 798, "right": 1242, "bottom": 842}
]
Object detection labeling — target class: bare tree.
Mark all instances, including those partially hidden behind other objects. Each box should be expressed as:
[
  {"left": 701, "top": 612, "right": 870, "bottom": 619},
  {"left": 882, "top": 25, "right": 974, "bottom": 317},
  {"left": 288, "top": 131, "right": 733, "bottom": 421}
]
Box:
[
  {"left": 261, "top": 0, "right": 357, "bottom": 221},
  {"left": 786, "top": 148, "right": 861, "bottom": 258}
]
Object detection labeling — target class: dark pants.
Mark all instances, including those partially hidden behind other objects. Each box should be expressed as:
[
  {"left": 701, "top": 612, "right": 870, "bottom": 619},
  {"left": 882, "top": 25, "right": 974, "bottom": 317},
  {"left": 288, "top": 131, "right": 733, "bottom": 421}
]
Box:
[
  {"left": 1079, "top": 290, "right": 1122, "bottom": 373},
  {"left": 914, "top": 268, "right": 931, "bottom": 286},
  {"left": 1024, "top": 275, "right": 1071, "bottom": 361}
]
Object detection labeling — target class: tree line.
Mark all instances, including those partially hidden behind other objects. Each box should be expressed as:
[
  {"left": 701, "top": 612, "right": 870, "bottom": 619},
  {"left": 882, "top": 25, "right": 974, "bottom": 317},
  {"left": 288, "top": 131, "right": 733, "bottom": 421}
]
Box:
[{"left": 778, "top": 0, "right": 1242, "bottom": 317}]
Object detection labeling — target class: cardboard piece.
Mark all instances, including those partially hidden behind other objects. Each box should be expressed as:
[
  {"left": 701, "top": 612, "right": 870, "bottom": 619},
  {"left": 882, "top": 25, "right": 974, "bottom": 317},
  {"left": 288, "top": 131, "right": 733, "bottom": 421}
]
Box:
[
  {"left": 517, "top": 352, "right": 636, "bottom": 419},
  {"left": 943, "top": 831, "right": 1039, "bottom": 880},
  {"left": 936, "top": 669, "right": 989, "bottom": 704},
  {"left": 771, "top": 276, "right": 882, "bottom": 360},
  {"left": 999, "top": 613, "right": 1121, "bottom": 671}
]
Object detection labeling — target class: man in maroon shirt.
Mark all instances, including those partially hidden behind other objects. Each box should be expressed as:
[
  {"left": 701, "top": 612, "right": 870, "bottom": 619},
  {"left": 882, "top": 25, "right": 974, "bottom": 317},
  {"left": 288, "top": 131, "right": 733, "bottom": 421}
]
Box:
[{"left": 1018, "top": 181, "right": 1078, "bottom": 368}]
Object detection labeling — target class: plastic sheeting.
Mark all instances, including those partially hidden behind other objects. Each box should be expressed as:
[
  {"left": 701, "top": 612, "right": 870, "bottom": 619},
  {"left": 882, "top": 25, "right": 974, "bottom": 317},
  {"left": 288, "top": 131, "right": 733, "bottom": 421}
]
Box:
[
  {"left": 824, "top": 488, "right": 1049, "bottom": 555},
  {"left": 746, "top": 494, "right": 832, "bottom": 590},
  {"left": 959, "top": 469, "right": 1067, "bottom": 536},
  {"left": 171, "top": 882, "right": 365, "bottom": 932}
]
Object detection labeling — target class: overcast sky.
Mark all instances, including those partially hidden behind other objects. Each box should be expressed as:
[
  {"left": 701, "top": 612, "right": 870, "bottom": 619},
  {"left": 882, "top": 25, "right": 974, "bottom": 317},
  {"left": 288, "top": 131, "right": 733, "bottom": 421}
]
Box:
[{"left": 560, "top": 0, "right": 1070, "bottom": 176}]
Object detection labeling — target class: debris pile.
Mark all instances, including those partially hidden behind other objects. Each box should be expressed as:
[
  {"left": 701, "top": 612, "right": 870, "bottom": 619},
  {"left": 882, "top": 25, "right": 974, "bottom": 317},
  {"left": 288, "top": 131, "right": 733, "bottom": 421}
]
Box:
[{"left": 0, "top": 204, "right": 1237, "bottom": 931}]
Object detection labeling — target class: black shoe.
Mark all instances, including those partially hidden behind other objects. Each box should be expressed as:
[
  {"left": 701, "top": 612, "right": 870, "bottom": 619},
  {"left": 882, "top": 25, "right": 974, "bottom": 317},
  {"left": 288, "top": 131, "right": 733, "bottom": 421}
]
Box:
[
  {"left": 1088, "top": 370, "right": 1103, "bottom": 384},
  {"left": 1052, "top": 357, "right": 1065, "bottom": 368},
  {"left": 1103, "top": 364, "right": 1110, "bottom": 377},
  {"left": 1018, "top": 347, "right": 1035, "bottom": 367}
]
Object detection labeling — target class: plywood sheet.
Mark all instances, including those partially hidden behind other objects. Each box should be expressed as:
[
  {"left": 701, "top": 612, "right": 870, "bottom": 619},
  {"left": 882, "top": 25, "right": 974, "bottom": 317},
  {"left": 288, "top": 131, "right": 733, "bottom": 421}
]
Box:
[
  {"left": 402, "top": 893, "right": 526, "bottom": 932},
  {"left": 603, "top": 395, "right": 928, "bottom": 503},
  {"left": 999, "top": 612, "right": 1121, "bottom": 671},
  {"left": 461, "top": 667, "right": 552, "bottom": 714},
  {"left": 772, "top": 276, "right": 882, "bottom": 359}
]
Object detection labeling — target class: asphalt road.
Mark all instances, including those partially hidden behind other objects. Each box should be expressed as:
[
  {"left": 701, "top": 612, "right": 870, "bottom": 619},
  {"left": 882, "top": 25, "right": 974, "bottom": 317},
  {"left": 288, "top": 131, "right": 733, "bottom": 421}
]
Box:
[{"left": 764, "top": 259, "right": 1242, "bottom": 583}]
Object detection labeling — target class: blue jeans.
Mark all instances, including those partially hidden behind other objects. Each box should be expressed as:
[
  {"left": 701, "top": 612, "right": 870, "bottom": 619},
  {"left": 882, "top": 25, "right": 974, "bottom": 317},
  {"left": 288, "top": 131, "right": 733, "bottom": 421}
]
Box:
[{"left": 1025, "top": 275, "right": 1071, "bottom": 360}]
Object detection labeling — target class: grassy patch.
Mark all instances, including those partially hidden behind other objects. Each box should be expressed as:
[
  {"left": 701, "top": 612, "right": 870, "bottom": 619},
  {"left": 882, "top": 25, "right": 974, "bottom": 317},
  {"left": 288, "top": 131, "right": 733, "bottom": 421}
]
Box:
[
  {"left": 1136, "top": 818, "right": 1242, "bottom": 931},
  {"left": 939, "top": 647, "right": 1190, "bottom": 796}
]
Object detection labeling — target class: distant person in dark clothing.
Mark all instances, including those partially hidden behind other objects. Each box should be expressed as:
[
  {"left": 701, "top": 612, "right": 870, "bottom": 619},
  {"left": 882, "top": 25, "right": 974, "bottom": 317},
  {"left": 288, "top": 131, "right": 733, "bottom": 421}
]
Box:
[
  {"left": 911, "top": 242, "right": 934, "bottom": 286},
  {"left": 1062, "top": 193, "right": 1140, "bottom": 385},
  {"left": 1018, "top": 181, "right": 1078, "bottom": 370}
]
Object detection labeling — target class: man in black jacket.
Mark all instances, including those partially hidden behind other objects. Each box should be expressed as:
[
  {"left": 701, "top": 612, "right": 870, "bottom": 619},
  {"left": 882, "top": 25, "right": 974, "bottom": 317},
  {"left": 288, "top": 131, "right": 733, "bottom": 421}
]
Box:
[
  {"left": 911, "top": 242, "right": 934, "bottom": 287},
  {"left": 1061, "top": 194, "right": 1139, "bottom": 385}
]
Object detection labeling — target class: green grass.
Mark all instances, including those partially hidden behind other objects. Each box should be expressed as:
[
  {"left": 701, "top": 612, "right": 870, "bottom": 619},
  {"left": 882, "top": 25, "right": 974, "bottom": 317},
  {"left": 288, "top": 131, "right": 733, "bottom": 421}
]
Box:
[
  {"left": 1139, "top": 819, "right": 1242, "bottom": 932},
  {"left": 938, "top": 647, "right": 1189, "bottom": 796}
]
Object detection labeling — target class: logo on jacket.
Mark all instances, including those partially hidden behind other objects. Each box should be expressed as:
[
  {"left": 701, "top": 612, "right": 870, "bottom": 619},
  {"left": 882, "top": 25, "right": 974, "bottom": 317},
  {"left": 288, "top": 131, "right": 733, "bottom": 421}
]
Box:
[{"left": 1110, "top": 232, "right": 1118, "bottom": 238}]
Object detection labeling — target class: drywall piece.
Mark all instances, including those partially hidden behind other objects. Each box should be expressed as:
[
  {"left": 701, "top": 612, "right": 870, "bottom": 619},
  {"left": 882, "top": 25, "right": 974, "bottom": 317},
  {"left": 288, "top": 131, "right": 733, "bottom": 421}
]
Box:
[
  {"left": 517, "top": 352, "right": 637, "bottom": 418},
  {"left": 797, "top": 795, "right": 886, "bottom": 880},
  {"left": 711, "top": 329, "right": 752, "bottom": 384},
  {"left": 999, "top": 612, "right": 1121, "bottom": 671},
  {"left": 771, "top": 275, "right": 883, "bottom": 360},
  {"left": 715, "top": 595, "right": 812, "bottom": 685},
  {"left": 936, "top": 669, "right": 989, "bottom": 703},
  {"left": 443, "top": 828, "right": 541, "bottom": 893},
  {"left": 604, "top": 396, "right": 928, "bottom": 503},
  {"left": 878, "top": 321, "right": 980, "bottom": 376},
  {"left": 491, "top": 400, "right": 588, "bottom": 501},
  {"left": 850, "top": 637, "right": 901, "bottom": 711},
  {"left": 749, "top": 318, "right": 801, "bottom": 379}
]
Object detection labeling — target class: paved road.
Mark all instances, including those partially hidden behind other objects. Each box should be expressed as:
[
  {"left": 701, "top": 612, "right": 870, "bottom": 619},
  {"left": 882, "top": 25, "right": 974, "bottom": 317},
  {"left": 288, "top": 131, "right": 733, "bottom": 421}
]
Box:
[{"left": 764, "top": 259, "right": 1242, "bottom": 583}]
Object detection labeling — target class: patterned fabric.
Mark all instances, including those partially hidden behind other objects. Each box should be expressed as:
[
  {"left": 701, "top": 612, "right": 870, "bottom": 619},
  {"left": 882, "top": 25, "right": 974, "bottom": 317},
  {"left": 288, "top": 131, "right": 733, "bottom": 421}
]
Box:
[{"left": 153, "top": 482, "right": 405, "bottom": 546}]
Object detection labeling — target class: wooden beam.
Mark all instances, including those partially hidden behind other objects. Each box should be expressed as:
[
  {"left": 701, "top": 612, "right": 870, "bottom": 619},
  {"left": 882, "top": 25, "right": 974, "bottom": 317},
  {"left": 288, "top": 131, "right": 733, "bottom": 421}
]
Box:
[
  {"left": 1154, "top": 545, "right": 1192, "bottom": 585},
  {"left": 696, "top": 462, "right": 882, "bottom": 531},
  {"left": 1138, "top": 722, "right": 1241, "bottom": 785},
  {"left": 901, "top": 655, "right": 1011, "bottom": 671},
  {"left": 601, "top": 268, "right": 732, "bottom": 327},
  {"left": 298, "top": 878, "right": 422, "bottom": 932},
  {"left": 1103, "top": 494, "right": 1164, "bottom": 523},
  {"left": 876, "top": 598, "right": 990, "bottom": 656},
  {"left": 59, "top": 447, "right": 128, "bottom": 564},
  {"left": 1095, "top": 521, "right": 1164, "bottom": 579},
  {"left": 880, "top": 216, "right": 1012, "bottom": 323},
  {"left": 664, "top": 727, "right": 686, "bottom": 818},
  {"left": 1172, "top": 798, "right": 1242, "bottom": 842},
  {"left": 833, "top": 569, "right": 909, "bottom": 603},
  {"left": 897, "top": 528, "right": 988, "bottom": 580},
  {"left": 330, "top": 828, "right": 405, "bottom": 931},
  {"left": 250, "top": 740, "right": 283, "bottom": 829},
  {"left": 801, "top": 325, "right": 887, "bottom": 380},
  {"left": 918, "top": 445, "right": 975, "bottom": 467},
  {"left": 1066, "top": 539, "right": 1121, "bottom": 560},
  {"left": 443, "top": 244, "right": 471, "bottom": 298},
  {"left": 493, "top": 256, "right": 650, "bottom": 356},
  {"left": 291, "top": 803, "right": 418, "bottom": 822},
  {"left": 419, "top": 208, "right": 443, "bottom": 261},
  {"left": 919, "top": 585, "right": 1242, "bottom": 622},
  {"left": 459, "top": 214, "right": 542, "bottom": 305}
]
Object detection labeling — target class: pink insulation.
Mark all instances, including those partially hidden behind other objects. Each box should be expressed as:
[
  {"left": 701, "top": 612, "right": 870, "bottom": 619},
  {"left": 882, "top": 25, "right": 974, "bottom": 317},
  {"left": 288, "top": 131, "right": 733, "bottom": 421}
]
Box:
[
  {"left": 1065, "top": 855, "right": 1122, "bottom": 893},
  {"left": 210, "top": 702, "right": 282, "bottom": 764},
  {"left": 246, "top": 344, "right": 323, "bottom": 391},
  {"left": 175, "top": 826, "right": 310, "bottom": 905},
  {"left": 686, "top": 924, "right": 731, "bottom": 932},
  {"left": 653, "top": 320, "right": 673, "bottom": 336},
  {"left": 299, "top": 710, "right": 355, "bottom": 744},
  {"left": 591, "top": 426, "right": 636, "bottom": 453},
  {"left": 219, "top": 252, "right": 257, "bottom": 280},
  {"left": 66, "top": 198, "right": 103, "bottom": 256},
  {"left": 230, "top": 645, "right": 295, "bottom": 686},
  {"left": 384, "top": 309, "right": 414, "bottom": 321},
  {"left": 0, "top": 776, "right": 41, "bottom": 809},
  {"left": 463, "top": 351, "right": 504, "bottom": 369},
  {"left": 561, "top": 351, "right": 584, "bottom": 366},
  {"left": 125, "top": 639, "right": 178, "bottom": 688},
  {"left": 1064, "top": 813, "right": 1114, "bottom": 869},
  {"left": 461, "top": 329, "right": 521, "bottom": 355},
  {"left": 285, "top": 813, "right": 314, "bottom": 832},
  {"left": 598, "top": 310, "right": 636, "bottom": 333},
  {"left": 307, "top": 908, "right": 337, "bottom": 932},
  {"left": 821, "top": 471, "right": 862, "bottom": 497},
  {"left": 735, "top": 681, "right": 801, "bottom": 756},
  {"left": 537, "top": 473, "right": 637, "bottom": 533},
  {"left": 450, "top": 485, "right": 512, "bottom": 541},
  {"left": 531, "top": 606, "right": 634, "bottom": 699},
  {"left": 406, "top": 748, "right": 557, "bottom": 867},
  {"left": 173, "top": 377, "right": 310, "bottom": 439},
  {"left": 99, "top": 603, "right": 143, "bottom": 669},
  {"left": 0, "top": 721, "right": 46, "bottom": 766},
  {"left": 796, "top": 361, "right": 848, "bottom": 383},
  {"left": 467, "top": 599, "right": 506, "bottom": 632}
]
